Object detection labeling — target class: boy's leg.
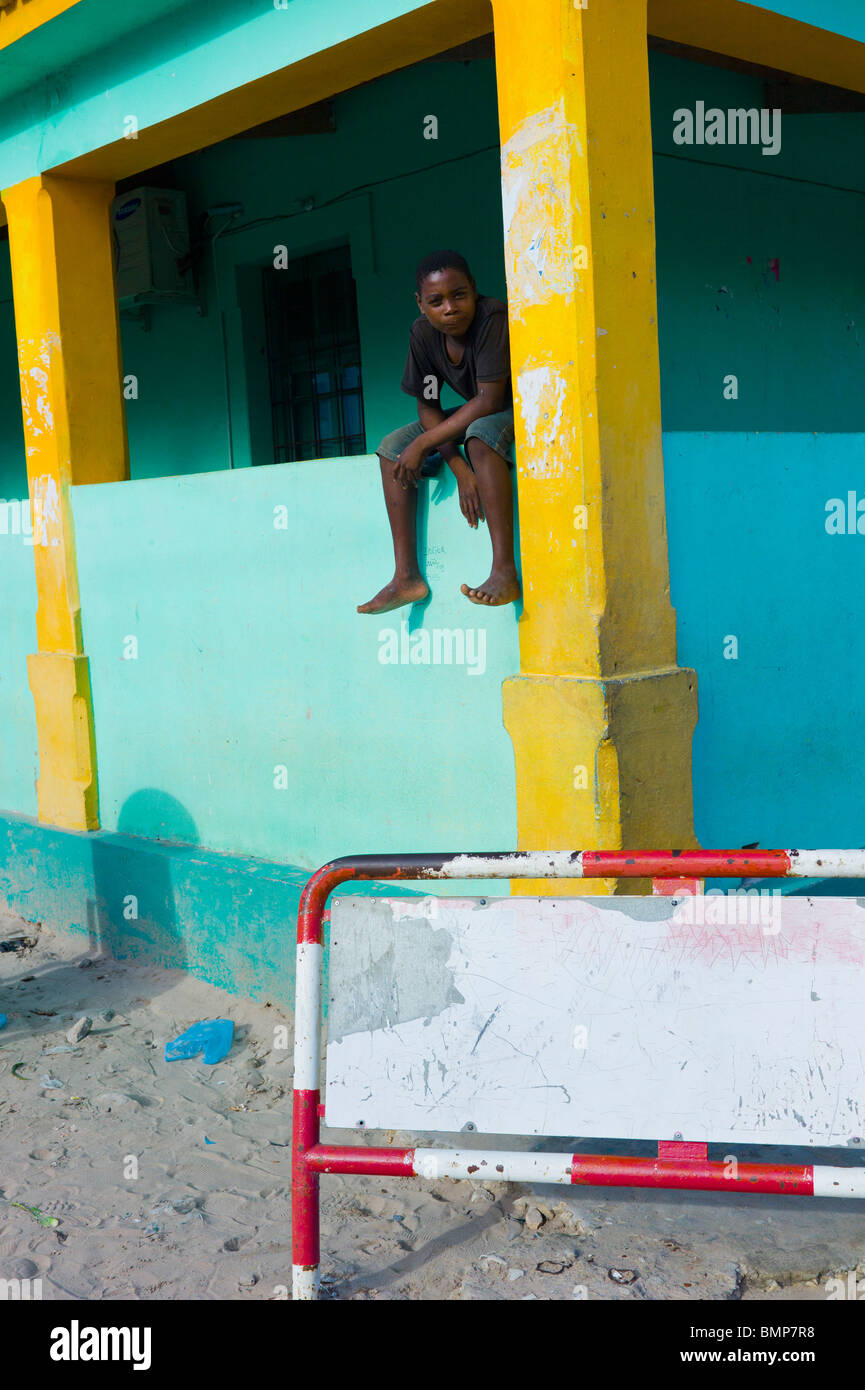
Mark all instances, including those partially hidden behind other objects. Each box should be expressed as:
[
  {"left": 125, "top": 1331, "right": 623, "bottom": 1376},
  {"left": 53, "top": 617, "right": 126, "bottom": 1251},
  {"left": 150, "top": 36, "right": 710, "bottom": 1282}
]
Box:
[
  {"left": 357, "top": 430, "right": 430, "bottom": 613},
  {"left": 461, "top": 423, "right": 521, "bottom": 606}
]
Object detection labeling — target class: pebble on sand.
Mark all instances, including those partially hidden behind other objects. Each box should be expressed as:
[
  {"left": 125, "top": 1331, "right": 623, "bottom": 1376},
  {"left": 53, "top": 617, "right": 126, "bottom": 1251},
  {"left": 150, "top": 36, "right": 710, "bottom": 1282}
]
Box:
[{"left": 66, "top": 1016, "right": 92, "bottom": 1044}]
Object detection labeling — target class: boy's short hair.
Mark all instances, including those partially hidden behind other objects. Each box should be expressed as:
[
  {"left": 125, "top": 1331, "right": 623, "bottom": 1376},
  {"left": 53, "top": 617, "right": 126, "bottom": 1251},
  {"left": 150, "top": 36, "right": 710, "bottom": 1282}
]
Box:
[{"left": 415, "top": 249, "right": 474, "bottom": 292}]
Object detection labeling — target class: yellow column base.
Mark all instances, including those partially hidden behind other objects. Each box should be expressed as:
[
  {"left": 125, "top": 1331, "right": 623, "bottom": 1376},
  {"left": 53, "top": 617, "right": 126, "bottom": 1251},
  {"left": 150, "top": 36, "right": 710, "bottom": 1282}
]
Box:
[
  {"left": 27, "top": 651, "right": 99, "bottom": 830},
  {"left": 503, "top": 666, "right": 699, "bottom": 896}
]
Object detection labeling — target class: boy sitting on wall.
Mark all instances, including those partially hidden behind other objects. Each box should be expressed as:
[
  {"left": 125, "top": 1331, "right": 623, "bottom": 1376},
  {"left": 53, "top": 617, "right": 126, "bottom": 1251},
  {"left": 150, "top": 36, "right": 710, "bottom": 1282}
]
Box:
[{"left": 357, "top": 250, "right": 520, "bottom": 613}]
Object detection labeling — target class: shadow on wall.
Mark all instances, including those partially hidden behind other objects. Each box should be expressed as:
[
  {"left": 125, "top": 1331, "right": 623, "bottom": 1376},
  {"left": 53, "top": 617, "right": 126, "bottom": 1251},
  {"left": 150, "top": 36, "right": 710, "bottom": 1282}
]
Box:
[
  {"left": 87, "top": 790, "right": 198, "bottom": 971},
  {"left": 409, "top": 458, "right": 524, "bottom": 628}
]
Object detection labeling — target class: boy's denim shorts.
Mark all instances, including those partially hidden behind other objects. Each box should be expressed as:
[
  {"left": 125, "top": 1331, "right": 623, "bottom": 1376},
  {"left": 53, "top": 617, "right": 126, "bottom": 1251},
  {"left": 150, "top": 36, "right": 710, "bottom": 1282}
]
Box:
[{"left": 377, "top": 406, "right": 515, "bottom": 470}]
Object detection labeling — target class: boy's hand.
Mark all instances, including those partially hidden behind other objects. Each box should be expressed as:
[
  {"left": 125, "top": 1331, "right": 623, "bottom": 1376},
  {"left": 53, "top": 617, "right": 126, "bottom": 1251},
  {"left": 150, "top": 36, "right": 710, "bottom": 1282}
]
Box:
[
  {"left": 393, "top": 438, "right": 428, "bottom": 488},
  {"left": 445, "top": 454, "right": 484, "bottom": 528},
  {"left": 457, "top": 474, "right": 485, "bottom": 529}
]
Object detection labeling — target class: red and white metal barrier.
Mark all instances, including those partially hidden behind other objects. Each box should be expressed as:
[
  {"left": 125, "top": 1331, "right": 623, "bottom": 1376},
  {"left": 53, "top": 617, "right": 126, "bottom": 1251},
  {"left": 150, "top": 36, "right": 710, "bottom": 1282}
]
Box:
[{"left": 291, "top": 849, "right": 865, "bottom": 1300}]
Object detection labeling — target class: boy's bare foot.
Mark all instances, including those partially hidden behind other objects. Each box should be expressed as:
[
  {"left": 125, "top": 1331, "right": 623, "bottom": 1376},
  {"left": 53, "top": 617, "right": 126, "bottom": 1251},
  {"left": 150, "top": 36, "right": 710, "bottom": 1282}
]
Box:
[
  {"left": 460, "top": 569, "right": 521, "bottom": 606},
  {"left": 357, "top": 576, "right": 429, "bottom": 614}
]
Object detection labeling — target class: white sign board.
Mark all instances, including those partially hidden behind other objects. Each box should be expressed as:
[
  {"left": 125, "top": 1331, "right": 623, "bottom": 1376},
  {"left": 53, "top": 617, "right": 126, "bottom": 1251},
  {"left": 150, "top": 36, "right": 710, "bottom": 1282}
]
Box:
[{"left": 325, "top": 893, "right": 865, "bottom": 1147}]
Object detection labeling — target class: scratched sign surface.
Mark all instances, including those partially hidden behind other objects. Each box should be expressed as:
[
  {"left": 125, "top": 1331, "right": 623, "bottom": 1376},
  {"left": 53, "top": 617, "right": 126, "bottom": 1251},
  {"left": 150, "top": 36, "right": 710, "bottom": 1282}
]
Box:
[{"left": 325, "top": 894, "right": 865, "bottom": 1146}]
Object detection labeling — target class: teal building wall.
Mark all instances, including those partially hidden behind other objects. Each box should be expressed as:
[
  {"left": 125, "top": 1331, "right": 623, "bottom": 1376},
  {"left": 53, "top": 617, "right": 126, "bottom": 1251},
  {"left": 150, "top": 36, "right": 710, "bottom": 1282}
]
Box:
[
  {"left": 746, "top": 0, "right": 865, "bottom": 41},
  {"left": 0, "top": 809, "right": 420, "bottom": 1006},
  {"left": 650, "top": 55, "right": 865, "bottom": 852},
  {"left": 0, "top": 33, "right": 860, "bottom": 963},
  {"left": 70, "top": 454, "right": 521, "bottom": 888},
  {"left": 0, "top": 0, "right": 441, "bottom": 188},
  {"left": 88, "top": 52, "right": 865, "bottom": 868},
  {"left": 117, "top": 58, "right": 506, "bottom": 480},
  {"left": 0, "top": 0, "right": 861, "bottom": 200},
  {"left": 0, "top": 519, "right": 37, "bottom": 817}
]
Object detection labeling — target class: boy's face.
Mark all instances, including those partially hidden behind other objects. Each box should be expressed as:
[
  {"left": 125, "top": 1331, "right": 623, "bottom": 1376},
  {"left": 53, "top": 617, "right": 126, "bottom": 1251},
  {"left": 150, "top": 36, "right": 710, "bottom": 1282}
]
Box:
[{"left": 415, "top": 268, "right": 477, "bottom": 338}]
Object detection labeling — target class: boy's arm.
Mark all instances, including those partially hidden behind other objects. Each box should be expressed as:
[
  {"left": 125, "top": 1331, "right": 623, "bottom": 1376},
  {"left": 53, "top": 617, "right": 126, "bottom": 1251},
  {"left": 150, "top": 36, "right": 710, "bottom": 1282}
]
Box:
[
  {"left": 416, "top": 400, "right": 463, "bottom": 463},
  {"left": 395, "top": 378, "right": 508, "bottom": 485},
  {"left": 415, "top": 378, "right": 508, "bottom": 453},
  {"left": 416, "top": 401, "right": 484, "bottom": 527}
]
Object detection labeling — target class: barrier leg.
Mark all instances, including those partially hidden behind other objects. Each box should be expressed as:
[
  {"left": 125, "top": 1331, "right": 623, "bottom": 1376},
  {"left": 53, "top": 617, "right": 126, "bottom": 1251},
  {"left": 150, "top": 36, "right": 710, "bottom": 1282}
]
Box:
[
  {"left": 292, "top": 937, "right": 323, "bottom": 1299},
  {"left": 292, "top": 1089, "right": 320, "bottom": 1299}
]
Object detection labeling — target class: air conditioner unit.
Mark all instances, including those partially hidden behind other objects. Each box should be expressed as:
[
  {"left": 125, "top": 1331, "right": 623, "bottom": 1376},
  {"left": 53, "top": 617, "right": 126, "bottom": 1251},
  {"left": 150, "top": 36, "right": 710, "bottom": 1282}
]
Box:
[{"left": 112, "top": 186, "right": 196, "bottom": 305}]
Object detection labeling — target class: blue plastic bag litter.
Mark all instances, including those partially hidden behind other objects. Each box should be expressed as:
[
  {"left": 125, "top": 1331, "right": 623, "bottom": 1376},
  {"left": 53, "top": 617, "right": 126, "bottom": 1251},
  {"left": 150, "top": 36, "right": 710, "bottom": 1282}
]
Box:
[
  {"left": 0, "top": 1014, "right": 6, "bottom": 1030},
  {"left": 165, "top": 1019, "right": 234, "bottom": 1066}
]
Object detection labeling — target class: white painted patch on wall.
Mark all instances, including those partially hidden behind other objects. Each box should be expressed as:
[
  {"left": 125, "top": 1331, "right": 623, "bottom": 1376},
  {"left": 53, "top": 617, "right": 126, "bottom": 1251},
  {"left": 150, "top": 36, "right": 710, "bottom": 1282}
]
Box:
[
  {"left": 500, "top": 98, "right": 581, "bottom": 317},
  {"left": 18, "top": 333, "right": 60, "bottom": 439},
  {"left": 525, "top": 227, "right": 548, "bottom": 283},
  {"left": 37, "top": 331, "right": 61, "bottom": 367},
  {"left": 31, "top": 474, "right": 61, "bottom": 549},
  {"left": 27, "top": 366, "right": 53, "bottom": 431},
  {"left": 515, "top": 364, "right": 569, "bottom": 476}
]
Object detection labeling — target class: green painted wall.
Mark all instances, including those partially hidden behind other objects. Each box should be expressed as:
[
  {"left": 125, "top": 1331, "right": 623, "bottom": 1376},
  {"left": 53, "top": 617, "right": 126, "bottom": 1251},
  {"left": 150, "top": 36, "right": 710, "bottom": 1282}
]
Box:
[
  {"left": 118, "top": 58, "right": 505, "bottom": 478},
  {"left": 665, "top": 431, "right": 865, "bottom": 853},
  {"left": 0, "top": 808, "right": 421, "bottom": 1007},
  {"left": 71, "top": 455, "right": 521, "bottom": 890},
  {"left": 0, "top": 0, "right": 862, "bottom": 193},
  {"left": 0, "top": 46, "right": 863, "bottom": 883},
  {"left": 96, "top": 60, "right": 514, "bottom": 885},
  {"left": 651, "top": 53, "right": 865, "bottom": 429},
  {"left": 0, "top": 524, "right": 38, "bottom": 818},
  {"left": 115, "top": 54, "right": 864, "bottom": 479},
  {"left": 0, "top": 0, "right": 862, "bottom": 196},
  {"left": 0, "top": 0, "right": 440, "bottom": 189},
  {"left": 650, "top": 55, "right": 865, "bottom": 856}
]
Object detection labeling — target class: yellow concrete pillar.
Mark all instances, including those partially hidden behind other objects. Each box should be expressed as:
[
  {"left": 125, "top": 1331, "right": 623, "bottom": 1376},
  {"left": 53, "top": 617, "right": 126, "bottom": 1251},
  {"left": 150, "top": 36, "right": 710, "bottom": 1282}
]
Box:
[
  {"left": 2, "top": 173, "right": 128, "bottom": 830},
  {"left": 492, "top": 0, "right": 698, "bottom": 892}
]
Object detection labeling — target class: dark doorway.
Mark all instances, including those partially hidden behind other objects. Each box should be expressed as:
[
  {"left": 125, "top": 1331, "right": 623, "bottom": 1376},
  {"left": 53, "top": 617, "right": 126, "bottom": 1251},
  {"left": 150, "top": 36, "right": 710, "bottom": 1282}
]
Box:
[{"left": 262, "top": 244, "right": 365, "bottom": 463}]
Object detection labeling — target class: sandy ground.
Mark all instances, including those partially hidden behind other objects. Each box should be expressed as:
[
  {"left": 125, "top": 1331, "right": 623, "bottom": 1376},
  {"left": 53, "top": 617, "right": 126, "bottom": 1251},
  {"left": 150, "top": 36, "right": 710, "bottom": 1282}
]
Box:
[{"left": 2, "top": 910, "right": 865, "bottom": 1302}]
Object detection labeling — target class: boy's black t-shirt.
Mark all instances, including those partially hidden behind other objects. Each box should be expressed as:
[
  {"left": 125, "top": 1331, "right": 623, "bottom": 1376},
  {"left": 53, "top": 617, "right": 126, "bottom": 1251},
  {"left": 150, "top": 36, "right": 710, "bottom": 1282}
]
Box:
[{"left": 401, "top": 296, "right": 512, "bottom": 406}]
